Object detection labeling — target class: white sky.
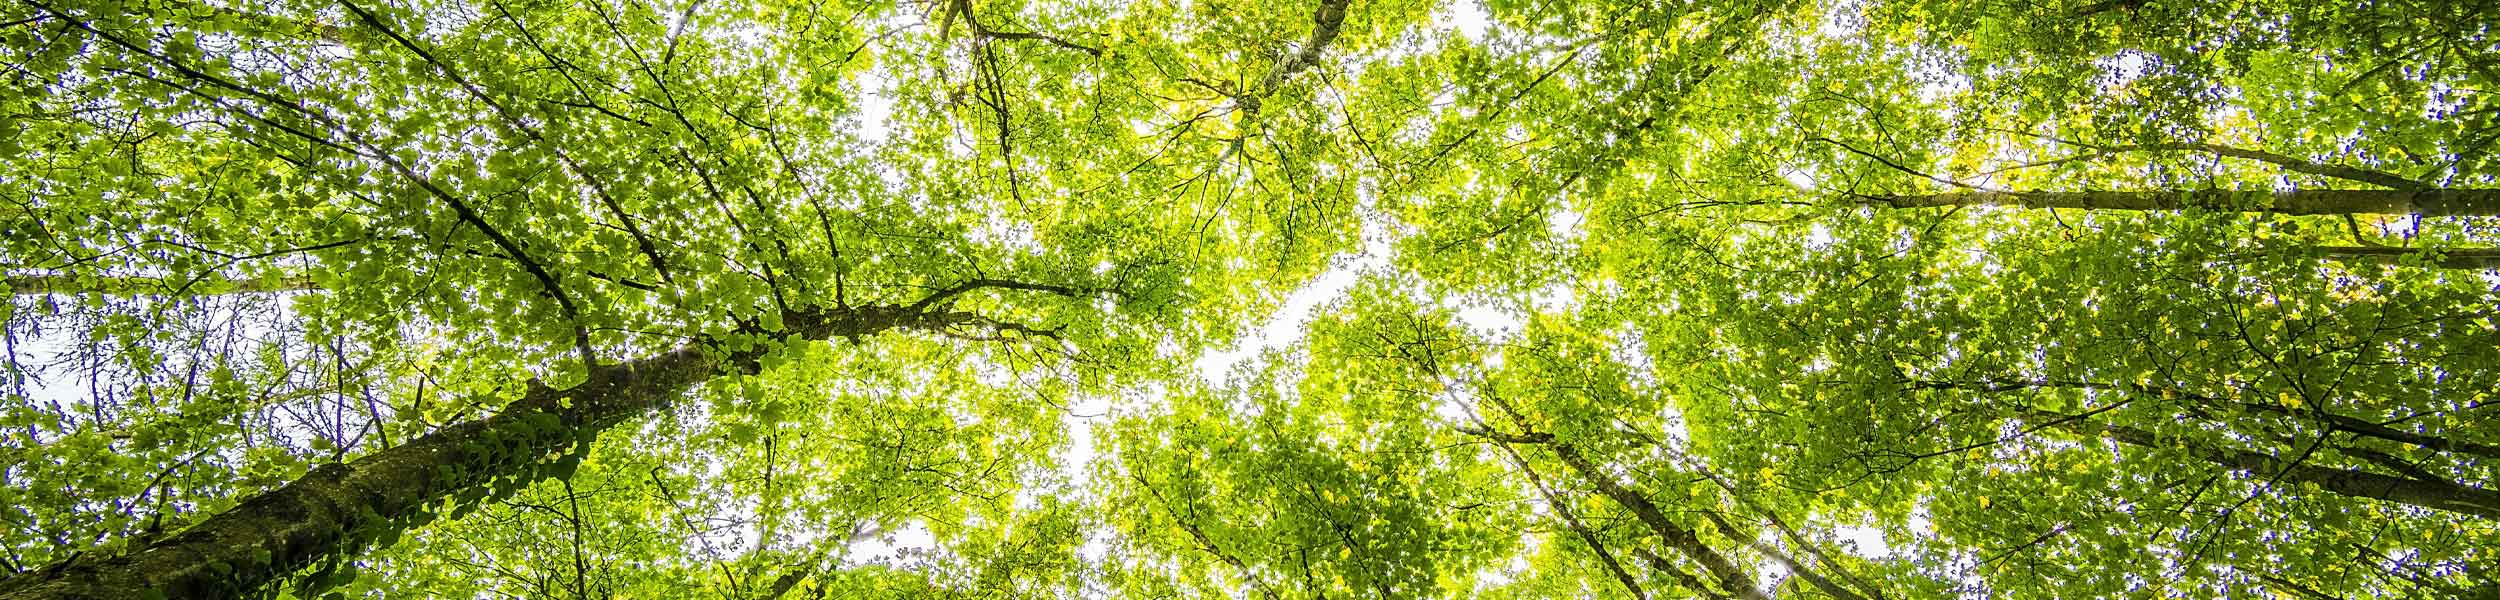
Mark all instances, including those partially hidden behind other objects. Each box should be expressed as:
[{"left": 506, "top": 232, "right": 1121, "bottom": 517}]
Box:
[{"left": 1440, "top": 0, "right": 1491, "bottom": 42}]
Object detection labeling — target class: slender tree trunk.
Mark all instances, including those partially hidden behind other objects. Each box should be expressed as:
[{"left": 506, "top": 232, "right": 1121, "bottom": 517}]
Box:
[
  {"left": 1490, "top": 440, "right": 1649, "bottom": 600},
  {"left": 2112, "top": 143, "right": 2429, "bottom": 191},
  {"left": 2234, "top": 401, "right": 2500, "bottom": 462},
  {"left": 0, "top": 304, "right": 924, "bottom": 600},
  {"left": 1870, "top": 189, "right": 2500, "bottom": 216},
  {"left": 1697, "top": 510, "right": 1869, "bottom": 600},
  {"left": 7, "top": 275, "right": 321, "bottom": 296},
  {"left": 2033, "top": 408, "right": 2500, "bottom": 519},
  {"left": 1541, "top": 439, "right": 1769, "bottom": 600},
  {"left": 1671, "top": 454, "right": 1886, "bottom": 600},
  {"left": 1633, "top": 548, "right": 1734, "bottom": 600},
  {"left": 2317, "top": 246, "right": 2500, "bottom": 270},
  {"left": 1131, "top": 474, "right": 1283, "bottom": 600},
  {"left": 1466, "top": 426, "right": 1765, "bottom": 599},
  {"left": 1917, "top": 378, "right": 2500, "bottom": 462}
]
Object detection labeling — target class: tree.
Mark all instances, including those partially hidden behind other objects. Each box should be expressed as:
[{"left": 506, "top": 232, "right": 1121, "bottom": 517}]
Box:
[
  {"left": 4, "top": 0, "right": 2496, "bottom": 598},
  {"left": 0, "top": 0, "right": 1266, "bottom": 595}
]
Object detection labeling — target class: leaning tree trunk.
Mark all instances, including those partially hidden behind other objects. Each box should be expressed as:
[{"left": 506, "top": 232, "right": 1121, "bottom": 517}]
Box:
[
  {"left": 2034, "top": 409, "right": 2500, "bottom": 519},
  {"left": 0, "top": 304, "right": 922, "bottom": 600},
  {"left": 1544, "top": 441, "right": 1770, "bottom": 600},
  {"left": 1470, "top": 427, "right": 1770, "bottom": 600},
  {"left": 1870, "top": 189, "right": 2500, "bottom": 217},
  {"left": 2317, "top": 246, "right": 2500, "bottom": 270},
  {"left": 2229, "top": 401, "right": 2500, "bottom": 462},
  {"left": 1489, "top": 440, "right": 1652, "bottom": 600}
]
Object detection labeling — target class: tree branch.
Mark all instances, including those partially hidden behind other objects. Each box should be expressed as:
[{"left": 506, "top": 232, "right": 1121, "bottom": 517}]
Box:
[
  {"left": 944, "top": 0, "right": 1103, "bottom": 56},
  {"left": 341, "top": 0, "right": 680, "bottom": 287},
  {"left": 903, "top": 277, "right": 1095, "bottom": 313}
]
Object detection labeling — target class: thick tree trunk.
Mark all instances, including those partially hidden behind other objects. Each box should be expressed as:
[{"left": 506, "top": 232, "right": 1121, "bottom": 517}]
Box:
[
  {"left": 0, "top": 305, "right": 918, "bottom": 600},
  {"left": 2036, "top": 409, "right": 2500, "bottom": 519},
  {"left": 1252, "top": 0, "right": 1351, "bottom": 95},
  {"left": 1871, "top": 189, "right": 2500, "bottom": 217}
]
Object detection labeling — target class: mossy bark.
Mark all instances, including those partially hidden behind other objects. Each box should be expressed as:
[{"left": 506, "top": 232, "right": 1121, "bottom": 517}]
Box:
[{"left": 0, "top": 305, "right": 919, "bottom": 600}]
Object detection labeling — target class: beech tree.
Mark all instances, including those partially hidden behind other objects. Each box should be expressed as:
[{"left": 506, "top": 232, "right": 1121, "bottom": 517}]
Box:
[{"left": 3, "top": 0, "right": 2494, "bottom": 598}]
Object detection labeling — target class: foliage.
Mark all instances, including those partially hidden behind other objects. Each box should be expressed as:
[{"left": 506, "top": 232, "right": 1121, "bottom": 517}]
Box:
[{"left": 1, "top": 0, "right": 2495, "bottom": 597}]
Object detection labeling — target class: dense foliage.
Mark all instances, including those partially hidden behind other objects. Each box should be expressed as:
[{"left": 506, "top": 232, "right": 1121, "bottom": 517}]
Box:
[{"left": 1, "top": 0, "right": 2495, "bottom": 598}]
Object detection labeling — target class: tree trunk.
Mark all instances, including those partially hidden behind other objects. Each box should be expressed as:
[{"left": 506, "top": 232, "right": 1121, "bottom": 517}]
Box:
[
  {"left": 1917, "top": 378, "right": 2500, "bottom": 463},
  {"left": 2034, "top": 409, "right": 2500, "bottom": 519},
  {"left": 0, "top": 304, "right": 923, "bottom": 600},
  {"left": 2222, "top": 400, "right": 2500, "bottom": 461},
  {"left": 1697, "top": 510, "right": 1870, "bottom": 600},
  {"left": 1633, "top": 548, "right": 1734, "bottom": 600},
  {"left": 1465, "top": 426, "right": 1765, "bottom": 599},
  {"left": 1871, "top": 189, "right": 2500, "bottom": 217},
  {"left": 6, "top": 274, "right": 320, "bottom": 296},
  {"left": 1490, "top": 439, "right": 1649, "bottom": 600},
  {"left": 1542, "top": 440, "right": 1770, "bottom": 600},
  {"left": 1681, "top": 461, "right": 1885, "bottom": 600},
  {"left": 2318, "top": 246, "right": 2500, "bottom": 270}
]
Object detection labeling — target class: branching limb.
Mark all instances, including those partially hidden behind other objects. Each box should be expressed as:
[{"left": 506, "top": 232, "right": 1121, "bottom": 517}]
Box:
[
  {"left": 1481, "top": 434, "right": 1648, "bottom": 600},
  {"left": 1131, "top": 473, "right": 1283, "bottom": 600},
  {"left": 42, "top": 1, "right": 603, "bottom": 367},
  {"left": 904, "top": 277, "right": 1098, "bottom": 313},
  {"left": 1250, "top": 0, "right": 1353, "bottom": 100},
  {"left": 945, "top": 0, "right": 1103, "bottom": 56},
  {"left": 342, "top": 0, "right": 680, "bottom": 287}
]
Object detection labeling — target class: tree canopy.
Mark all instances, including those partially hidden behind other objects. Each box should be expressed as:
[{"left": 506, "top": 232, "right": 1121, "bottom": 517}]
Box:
[{"left": 1, "top": 0, "right": 2495, "bottom": 598}]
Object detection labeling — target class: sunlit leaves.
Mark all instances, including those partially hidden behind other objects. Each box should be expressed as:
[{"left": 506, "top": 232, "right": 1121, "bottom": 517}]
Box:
[{"left": 4, "top": 0, "right": 2497, "bottom": 597}]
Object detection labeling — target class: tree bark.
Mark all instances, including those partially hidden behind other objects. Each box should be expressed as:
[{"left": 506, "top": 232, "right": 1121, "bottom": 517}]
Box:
[
  {"left": 0, "top": 303, "right": 938, "bottom": 600},
  {"left": 1252, "top": 0, "right": 1351, "bottom": 96},
  {"left": 2033, "top": 408, "right": 2500, "bottom": 519},
  {"left": 1698, "top": 510, "right": 1869, "bottom": 600},
  {"left": 1541, "top": 440, "right": 1770, "bottom": 600},
  {"left": 1465, "top": 426, "right": 1766, "bottom": 599},
  {"left": 2116, "top": 143, "right": 2428, "bottom": 191},
  {"left": 1869, "top": 189, "right": 2500, "bottom": 217},
  {"left": 2217, "top": 399, "right": 2500, "bottom": 462},
  {"left": 1490, "top": 439, "right": 1649, "bottom": 600}
]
